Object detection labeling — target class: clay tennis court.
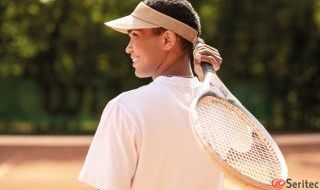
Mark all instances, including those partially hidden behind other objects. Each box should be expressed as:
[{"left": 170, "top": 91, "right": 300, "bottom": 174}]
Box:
[{"left": 0, "top": 134, "right": 319, "bottom": 190}]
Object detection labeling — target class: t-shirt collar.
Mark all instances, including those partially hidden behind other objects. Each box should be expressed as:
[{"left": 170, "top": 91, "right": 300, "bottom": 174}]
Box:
[{"left": 153, "top": 75, "right": 200, "bottom": 86}]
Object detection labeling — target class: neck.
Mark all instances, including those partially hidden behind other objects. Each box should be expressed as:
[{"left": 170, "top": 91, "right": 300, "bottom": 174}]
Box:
[{"left": 152, "top": 50, "right": 193, "bottom": 80}]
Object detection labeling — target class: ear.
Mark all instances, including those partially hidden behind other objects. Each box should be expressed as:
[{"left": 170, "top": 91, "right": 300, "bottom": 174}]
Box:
[{"left": 161, "top": 30, "right": 177, "bottom": 50}]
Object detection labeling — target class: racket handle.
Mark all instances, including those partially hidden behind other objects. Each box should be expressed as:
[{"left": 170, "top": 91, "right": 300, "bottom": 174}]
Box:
[
  {"left": 201, "top": 62, "right": 215, "bottom": 74},
  {"left": 202, "top": 62, "right": 214, "bottom": 87},
  {"left": 196, "top": 38, "right": 215, "bottom": 74}
]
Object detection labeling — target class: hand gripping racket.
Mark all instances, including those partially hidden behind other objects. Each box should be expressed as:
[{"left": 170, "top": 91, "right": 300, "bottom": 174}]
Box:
[{"left": 190, "top": 39, "right": 288, "bottom": 190}]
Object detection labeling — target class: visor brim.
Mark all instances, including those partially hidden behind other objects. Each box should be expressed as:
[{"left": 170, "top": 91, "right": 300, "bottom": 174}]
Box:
[{"left": 104, "top": 15, "right": 160, "bottom": 34}]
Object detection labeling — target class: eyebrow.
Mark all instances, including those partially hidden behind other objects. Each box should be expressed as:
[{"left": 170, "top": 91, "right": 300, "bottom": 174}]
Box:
[{"left": 128, "top": 29, "right": 142, "bottom": 34}]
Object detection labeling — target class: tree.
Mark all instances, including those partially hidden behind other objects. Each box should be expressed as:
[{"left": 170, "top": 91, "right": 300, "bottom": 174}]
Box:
[
  {"left": 213, "top": 0, "right": 320, "bottom": 131},
  {"left": 0, "top": 0, "right": 318, "bottom": 133}
]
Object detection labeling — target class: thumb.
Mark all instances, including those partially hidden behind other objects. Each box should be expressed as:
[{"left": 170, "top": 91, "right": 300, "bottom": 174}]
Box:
[{"left": 194, "top": 52, "right": 201, "bottom": 64}]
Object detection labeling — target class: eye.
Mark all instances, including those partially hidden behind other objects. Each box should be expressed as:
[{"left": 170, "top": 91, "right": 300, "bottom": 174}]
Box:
[
  {"left": 131, "top": 32, "right": 139, "bottom": 38},
  {"left": 129, "top": 30, "right": 140, "bottom": 38}
]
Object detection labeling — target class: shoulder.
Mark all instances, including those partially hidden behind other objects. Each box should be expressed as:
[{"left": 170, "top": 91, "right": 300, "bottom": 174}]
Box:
[
  {"left": 102, "top": 81, "right": 168, "bottom": 120},
  {"left": 111, "top": 81, "right": 166, "bottom": 106}
]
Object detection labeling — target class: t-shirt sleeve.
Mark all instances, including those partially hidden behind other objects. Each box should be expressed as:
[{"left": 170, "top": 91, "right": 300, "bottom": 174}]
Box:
[{"left": 79, "top": 99, "right": 139, "bottom": 190}]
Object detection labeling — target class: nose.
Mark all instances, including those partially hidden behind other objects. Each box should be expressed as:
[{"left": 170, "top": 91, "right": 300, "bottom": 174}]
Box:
[{"left": 125, "top": 39, "right": 133, "bottom": 54}]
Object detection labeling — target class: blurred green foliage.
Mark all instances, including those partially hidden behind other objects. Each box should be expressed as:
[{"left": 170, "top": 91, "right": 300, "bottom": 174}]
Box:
[{"left": 0, "top": 0, "right": 319, "bottom": 134}]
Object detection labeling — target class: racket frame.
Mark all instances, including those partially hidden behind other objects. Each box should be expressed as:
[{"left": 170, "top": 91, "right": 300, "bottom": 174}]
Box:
[{"left": 189, "top": 68, "right": 287, "bottom": 190}]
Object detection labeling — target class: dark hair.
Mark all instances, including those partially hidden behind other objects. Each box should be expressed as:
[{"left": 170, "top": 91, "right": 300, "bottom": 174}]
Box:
[{"left": 144, "top": 0, "right": 201, "bottom": 57}]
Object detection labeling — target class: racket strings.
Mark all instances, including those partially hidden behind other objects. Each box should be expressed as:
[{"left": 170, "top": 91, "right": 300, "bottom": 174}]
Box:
[{"left": 195, "top": 96, "right": 284, "bottom": 185}]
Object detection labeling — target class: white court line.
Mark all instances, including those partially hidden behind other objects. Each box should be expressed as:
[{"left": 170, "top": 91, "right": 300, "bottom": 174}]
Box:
[{"left": 0, "top": 135, "right": 93, "bottom": 147}]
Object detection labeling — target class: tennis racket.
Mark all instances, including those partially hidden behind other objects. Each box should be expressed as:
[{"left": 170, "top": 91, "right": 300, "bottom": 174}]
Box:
[{"left": 190, "top": 39, "right": 288, "bottom": 190}]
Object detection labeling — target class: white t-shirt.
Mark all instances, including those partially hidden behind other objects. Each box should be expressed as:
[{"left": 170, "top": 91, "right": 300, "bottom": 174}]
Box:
[{"left": 79, "top": 76, "right": 224, "bottom": 190}]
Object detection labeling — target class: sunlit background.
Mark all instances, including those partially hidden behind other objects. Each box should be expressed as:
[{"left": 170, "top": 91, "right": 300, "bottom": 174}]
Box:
[{"left": 0, "top": 0, "right": 319, "bottom": 189}]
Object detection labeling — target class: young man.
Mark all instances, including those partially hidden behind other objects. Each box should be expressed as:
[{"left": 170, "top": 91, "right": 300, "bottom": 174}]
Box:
[{"left": 79, "top": 0, "right": 224, "bottom": 189}]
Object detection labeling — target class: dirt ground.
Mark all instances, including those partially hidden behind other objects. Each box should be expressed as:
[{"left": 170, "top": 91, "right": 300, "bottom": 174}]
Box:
[{"left": 0, "top": 135, "right": 319, "bottom": 190}]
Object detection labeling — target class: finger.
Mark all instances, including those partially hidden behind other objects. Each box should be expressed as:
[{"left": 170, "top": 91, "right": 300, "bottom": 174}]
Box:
[
  {"left": 195, "top": 49, "right": 222, "bottom": 61},
  {"left": 193, "top": 43, "right": 223, "bottom": 71},
  {"left": 203, "top": 44, "right": 219, "bottom": 53},
  {"left": 194, "top": 46, "right": 221, "bottom": 58},
  {"left": 200, "top": 56, "right": 221, "bottom": 71},
  {"left": 194, "top": 50, "right": 222, "bottom": 65},
  {"left": 194, "top": 52, "right": 201, "bottom": 64},
  {"left": 201, "top": 55, "right": 220, "bottom": 65},
  {"left": 194, "top": 63, "right": 205, "bottom": 81},
  {"left": 193, "top": 49, "right": 222, "bottom": 71},
  {"left": 195, "top": 43, "right": 220, "bottom": 54},
  {"left": 193, "top": 53, "right": 205, "bottom": 81}
]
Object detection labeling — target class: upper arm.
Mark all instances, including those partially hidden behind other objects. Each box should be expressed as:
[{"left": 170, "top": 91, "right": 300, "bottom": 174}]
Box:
[{"left": 79, "top": 100, "right": 140, "bottom": 190}]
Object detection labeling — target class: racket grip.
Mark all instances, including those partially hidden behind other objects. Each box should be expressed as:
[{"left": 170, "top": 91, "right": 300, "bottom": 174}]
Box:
[
  {"left": 201, "top": 62, "right": 215, "bottom": 74},
  {"left": 196, "top": 38, "right": 215, "bottom": 74}
]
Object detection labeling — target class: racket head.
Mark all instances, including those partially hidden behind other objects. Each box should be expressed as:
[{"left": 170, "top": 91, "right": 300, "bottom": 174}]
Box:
[{"left": 190, "top": 88, "right": 288, "bottom": 190}]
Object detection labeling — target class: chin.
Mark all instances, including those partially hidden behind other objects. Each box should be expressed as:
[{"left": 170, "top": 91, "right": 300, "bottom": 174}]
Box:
[{"left": 135, "top": 71, "right": 151, "bottom": 78}]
